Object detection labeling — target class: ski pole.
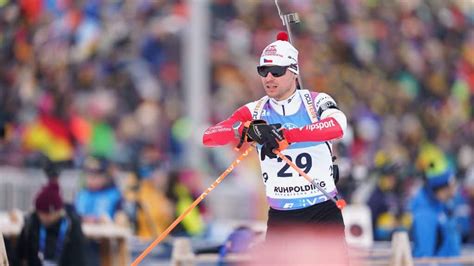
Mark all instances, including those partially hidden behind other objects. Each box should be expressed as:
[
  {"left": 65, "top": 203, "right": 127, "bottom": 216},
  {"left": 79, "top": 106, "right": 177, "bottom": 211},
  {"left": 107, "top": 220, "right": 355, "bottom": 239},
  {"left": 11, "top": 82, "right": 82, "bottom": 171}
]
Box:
[
  {"left": 273, "top": 143, "right": 346, "bottom": 210},
  {"left": 274, "top": 0, "right": 304, "bottom": 90},
  {"left": 131, "top": 145, "right": 254, "bottom": 266}
]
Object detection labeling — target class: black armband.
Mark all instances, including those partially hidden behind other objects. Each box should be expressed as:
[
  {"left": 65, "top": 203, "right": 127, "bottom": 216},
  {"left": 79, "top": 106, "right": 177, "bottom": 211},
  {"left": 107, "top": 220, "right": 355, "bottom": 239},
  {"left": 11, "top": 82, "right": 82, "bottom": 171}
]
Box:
[{"left": 317, "top": 101, "right": 339, "bottom": 117}]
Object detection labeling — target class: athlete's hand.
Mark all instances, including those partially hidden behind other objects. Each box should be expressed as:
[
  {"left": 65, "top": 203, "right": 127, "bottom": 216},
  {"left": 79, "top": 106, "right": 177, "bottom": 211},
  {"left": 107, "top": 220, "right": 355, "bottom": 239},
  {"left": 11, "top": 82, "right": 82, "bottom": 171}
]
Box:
[
  {"left": 235, "top": 120, "right": 266, "bottom": 150},
  {"left": 258, "top": 124, "right": 286, "bottom": 160},
  {"left": 245, "top": 119, "right": 270, "bottom": 144},
  {"left": 245, "top": 120, "right": 286, "bottom": 159}
]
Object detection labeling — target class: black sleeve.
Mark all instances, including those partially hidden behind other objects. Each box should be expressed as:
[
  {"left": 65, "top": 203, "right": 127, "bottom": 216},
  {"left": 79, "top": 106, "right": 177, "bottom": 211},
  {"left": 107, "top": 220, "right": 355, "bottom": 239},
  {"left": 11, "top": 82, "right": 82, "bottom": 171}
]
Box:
[
  {"left": 15, "top": 214, "right": 37, "bottom": 266},
  {"left": 15, "top": 226, "right": 28, "bottom": 266},
  {"left": 314, "top": 93, "right": 340, "bottom": 118},
  {"left": 61, "top": 216, "right": 87, "bottom": 266},
  {"left": 317, "top": 101, "right": 339, "bottom": 118}
]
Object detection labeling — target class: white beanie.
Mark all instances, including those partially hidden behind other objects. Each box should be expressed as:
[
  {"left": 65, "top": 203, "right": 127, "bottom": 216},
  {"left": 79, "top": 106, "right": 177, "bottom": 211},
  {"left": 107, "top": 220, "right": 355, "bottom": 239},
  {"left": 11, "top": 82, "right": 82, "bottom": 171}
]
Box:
[{"left": 259, "top": 40, "right": 299, "bottom": 74}]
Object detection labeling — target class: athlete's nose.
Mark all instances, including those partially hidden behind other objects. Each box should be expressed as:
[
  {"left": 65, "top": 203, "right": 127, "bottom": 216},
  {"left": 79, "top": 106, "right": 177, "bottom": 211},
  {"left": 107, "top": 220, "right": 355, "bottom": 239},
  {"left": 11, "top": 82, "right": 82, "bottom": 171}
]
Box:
[{"left": 265, "top": 72, "right": 276, "bottom": 80}]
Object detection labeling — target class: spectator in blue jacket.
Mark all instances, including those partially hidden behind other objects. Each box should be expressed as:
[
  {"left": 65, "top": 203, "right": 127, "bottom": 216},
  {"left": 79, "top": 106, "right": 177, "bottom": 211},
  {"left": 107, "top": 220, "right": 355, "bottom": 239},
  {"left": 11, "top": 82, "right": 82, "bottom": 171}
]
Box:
[
  {"left": 75, "top": 156, "right": 123, "bottom": 223},
  {"left": 74, "top": 156, "right": 127, "bottom": 266},
  {"left": 409, "top": 162, "right": 463, "bottom": 257}
]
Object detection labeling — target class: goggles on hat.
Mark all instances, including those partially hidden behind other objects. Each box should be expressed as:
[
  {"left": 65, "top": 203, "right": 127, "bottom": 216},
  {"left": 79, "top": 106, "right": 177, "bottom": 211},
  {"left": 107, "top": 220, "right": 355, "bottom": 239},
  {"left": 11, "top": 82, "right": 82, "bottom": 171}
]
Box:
[{"left": 257, "top": 64, "right": 297, "bottom": 77}]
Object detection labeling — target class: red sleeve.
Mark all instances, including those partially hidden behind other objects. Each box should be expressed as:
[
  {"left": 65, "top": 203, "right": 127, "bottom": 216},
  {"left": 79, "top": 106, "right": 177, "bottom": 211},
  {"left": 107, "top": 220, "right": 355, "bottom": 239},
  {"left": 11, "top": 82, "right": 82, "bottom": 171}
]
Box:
[
  {"left": 283, "top": 117, "right": 343, "bottom": 143},
  {"left": 202, "top": 106, "right": 252, "bottom": 147}
]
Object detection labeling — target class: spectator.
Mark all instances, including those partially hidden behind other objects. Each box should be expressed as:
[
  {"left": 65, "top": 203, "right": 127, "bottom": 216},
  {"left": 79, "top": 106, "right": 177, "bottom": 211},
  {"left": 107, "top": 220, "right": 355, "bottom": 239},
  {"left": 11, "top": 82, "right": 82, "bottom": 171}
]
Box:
[
  {"left": 409, "top": 160, "right": 462, "bottom": 257},
  {"left": 124, "top": 162, "right": 205, "bottom": 238},
  {"left": 166, "top": 170, "right": 205, "bottom": 237},
  {"left": 74, "top": 156, "right": 127, "bottom": 266},
  {"left": 74, "top": 156, "right": 124, "bottom": 224},
  {"left": 367, "top": 162, "right": 409, "bottom": 241},
  {"left": 16, "top": 181, "right": 86, "bottom": 266},
  {"left": 134, "top": 161, "right": 174, "bottom": 239}
]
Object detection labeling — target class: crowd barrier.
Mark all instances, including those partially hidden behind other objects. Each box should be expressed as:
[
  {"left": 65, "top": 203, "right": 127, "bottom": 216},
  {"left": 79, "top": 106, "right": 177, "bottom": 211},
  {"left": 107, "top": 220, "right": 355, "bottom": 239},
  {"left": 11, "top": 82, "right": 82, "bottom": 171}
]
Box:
[{"left": 0, "top": 167, "right": 80, "bottom": 211}]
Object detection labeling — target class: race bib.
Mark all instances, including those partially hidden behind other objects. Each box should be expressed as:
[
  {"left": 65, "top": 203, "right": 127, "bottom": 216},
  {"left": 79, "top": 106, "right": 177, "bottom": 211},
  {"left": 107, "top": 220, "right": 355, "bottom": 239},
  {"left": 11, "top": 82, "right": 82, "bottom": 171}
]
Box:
[{"left": 259, "top": 143, "right": 337, "bottom": 210}]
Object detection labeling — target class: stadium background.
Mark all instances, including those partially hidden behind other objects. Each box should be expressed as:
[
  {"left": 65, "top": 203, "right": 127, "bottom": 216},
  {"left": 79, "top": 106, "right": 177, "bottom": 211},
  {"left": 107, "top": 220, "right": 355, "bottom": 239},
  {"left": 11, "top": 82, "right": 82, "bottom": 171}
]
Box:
[{"left": 0, "top": 0, "right": 473, "bottom": 265}]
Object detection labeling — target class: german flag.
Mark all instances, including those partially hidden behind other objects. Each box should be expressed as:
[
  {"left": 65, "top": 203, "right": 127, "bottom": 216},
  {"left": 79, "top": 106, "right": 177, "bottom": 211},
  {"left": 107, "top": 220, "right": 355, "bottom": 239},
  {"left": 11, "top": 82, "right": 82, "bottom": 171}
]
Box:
[{"left": 23, "top": 113, "right": 74, "bottom": 162}]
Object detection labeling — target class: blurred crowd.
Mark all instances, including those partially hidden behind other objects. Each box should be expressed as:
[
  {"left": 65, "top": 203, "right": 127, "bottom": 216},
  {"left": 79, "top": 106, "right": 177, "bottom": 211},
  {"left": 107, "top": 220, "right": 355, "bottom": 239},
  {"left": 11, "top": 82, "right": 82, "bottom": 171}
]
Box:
[
  {"left": 0, "top": 0, "right": 474, "bottom": 260},
  {"left": 0, "top": 0, "right": 191, "bottom": 167}
]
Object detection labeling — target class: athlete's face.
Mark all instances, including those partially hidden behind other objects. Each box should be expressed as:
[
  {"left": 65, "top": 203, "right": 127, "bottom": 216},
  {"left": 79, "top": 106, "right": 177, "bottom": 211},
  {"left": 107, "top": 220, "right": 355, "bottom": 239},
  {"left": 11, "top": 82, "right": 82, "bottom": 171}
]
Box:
[{"left": 259, "top": 66, "right": 297, "bottom": 101}]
